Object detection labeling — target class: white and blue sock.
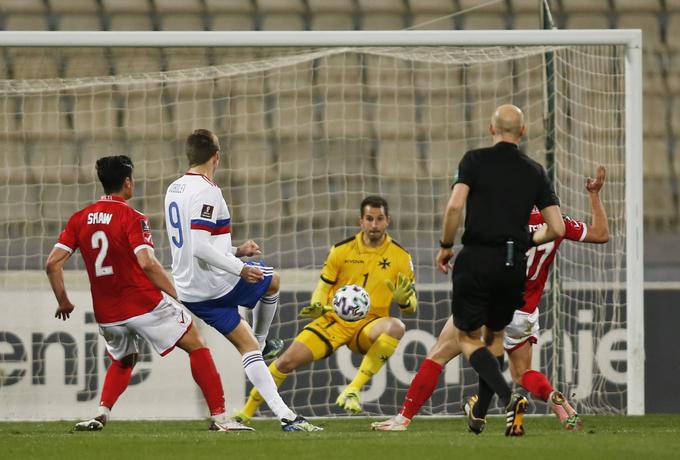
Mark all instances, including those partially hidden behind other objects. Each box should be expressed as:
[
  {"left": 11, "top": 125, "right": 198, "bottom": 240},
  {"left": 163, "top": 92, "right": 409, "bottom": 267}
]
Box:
[
  {"left": 252, "top": 292, "right": 279, "bottom": 350},
  {"left": 242, "top": 350, "right": 296, "bottom": 421}
]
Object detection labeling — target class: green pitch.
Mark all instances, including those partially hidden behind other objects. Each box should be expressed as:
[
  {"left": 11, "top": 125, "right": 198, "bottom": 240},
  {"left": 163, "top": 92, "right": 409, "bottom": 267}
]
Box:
[{"left": 2, "top": 415, "right": 679, "bottom": 460}]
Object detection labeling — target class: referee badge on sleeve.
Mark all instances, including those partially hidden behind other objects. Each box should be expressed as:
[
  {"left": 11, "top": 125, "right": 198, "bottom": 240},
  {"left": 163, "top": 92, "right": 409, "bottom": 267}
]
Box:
[{"left": 201, "top": 204, "right": 214, "bottom": 219}]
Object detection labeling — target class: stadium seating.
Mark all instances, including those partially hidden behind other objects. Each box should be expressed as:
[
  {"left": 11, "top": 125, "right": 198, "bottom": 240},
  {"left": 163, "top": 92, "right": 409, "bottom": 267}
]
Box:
[
  {"left": 0, "top": 0, "right": 677, "bottom": 233},
  {"left": 58, "top": 14, "right": 102, "bottom": 31}
]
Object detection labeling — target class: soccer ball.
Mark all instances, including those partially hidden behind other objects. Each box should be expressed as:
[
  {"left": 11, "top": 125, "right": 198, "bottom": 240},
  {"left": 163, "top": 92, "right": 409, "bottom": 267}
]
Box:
[{"left": 332, "top": 285, "right": 371, "bottom": 322}]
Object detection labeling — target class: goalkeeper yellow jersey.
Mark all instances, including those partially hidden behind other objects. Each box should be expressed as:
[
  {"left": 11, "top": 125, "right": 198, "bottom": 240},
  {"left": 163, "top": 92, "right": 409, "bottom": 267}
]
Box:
[{"left": 320, "top": 232, "right": 415, "bottom": 319}]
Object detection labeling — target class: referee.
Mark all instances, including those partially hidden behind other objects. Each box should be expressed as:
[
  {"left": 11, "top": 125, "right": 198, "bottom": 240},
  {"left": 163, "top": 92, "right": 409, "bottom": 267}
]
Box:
[{"left": 436, "top": 104, "right": 565, "bottom": 436}]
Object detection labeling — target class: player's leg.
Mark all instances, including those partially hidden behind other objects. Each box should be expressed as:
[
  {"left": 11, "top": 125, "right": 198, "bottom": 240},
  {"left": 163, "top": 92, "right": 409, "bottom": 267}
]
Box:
[
  {"left": 401, "top": 316, "right": 460, "bottom": 419},
  {"left": 371, "top": 316, "right": 461, "bottom": 431},
  {"left": 75, "top": 324, "right": 138, "bottom": 431},
  {"left": 126, "top": 296, "right": 252, "bottom": 431},
  {"left": 460, "top": 328, "right": 505, "bottom": 434},
  {"left": 252, "top": 271, "right": 284, "bottom": 359},
  {"left": 338, "top": 316, "right": 404, "bottom": 414},
  {"left": 452, "top": 258, "right": 514, "bottom": 412},
  {"left": 227, "top": 320, "right": 295, "bottom": 421},
  {"left": 236, "top": 264, "right": 282, "bottom": 359},
  {"left": 228, "top": 319, "right": 322, "bottom": 431},
  {"left": 173, "top": 323, "right": 253, "bottom": 431},
  {"left": 238, "top": 327, "right": 327, "bottom": 424},
  {"left": 75, "top": 353, "right": 137, "bottom": 431},
  {"left": 508, "top": 342, "right": 582, "bottom": 430},
  {"left": 466, "top": 326, "right": 527, "bottom": 437},
  {"left": 472, "top": 329, "right": 505, "bottom": 415}
]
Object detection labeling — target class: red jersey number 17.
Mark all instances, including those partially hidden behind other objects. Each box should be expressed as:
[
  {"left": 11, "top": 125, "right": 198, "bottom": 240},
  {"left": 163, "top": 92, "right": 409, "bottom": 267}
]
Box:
[{"left": 525, "top": 240, "right": 555, "bottom": 281}]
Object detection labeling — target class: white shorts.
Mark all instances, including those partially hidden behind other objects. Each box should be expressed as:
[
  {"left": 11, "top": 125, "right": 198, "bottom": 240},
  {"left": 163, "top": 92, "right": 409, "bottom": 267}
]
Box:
[
  {"left": 503, "top": 308, "right": 539, "bottom": 352},
  {"left": 99, "top": 294, "right": 193, "bottom": 361}
]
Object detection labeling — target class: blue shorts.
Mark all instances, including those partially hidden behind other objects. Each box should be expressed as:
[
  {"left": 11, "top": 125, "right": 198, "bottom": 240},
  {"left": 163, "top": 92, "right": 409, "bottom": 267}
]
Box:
[{"left": 182, "top": 262, "right": 273, "bottom": 336}]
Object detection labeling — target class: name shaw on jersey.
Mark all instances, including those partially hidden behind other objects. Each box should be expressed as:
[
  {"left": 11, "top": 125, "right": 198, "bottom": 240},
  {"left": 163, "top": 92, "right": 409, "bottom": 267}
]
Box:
[{"left": 87, "top": 212, "right": 112, "bottom": 225}]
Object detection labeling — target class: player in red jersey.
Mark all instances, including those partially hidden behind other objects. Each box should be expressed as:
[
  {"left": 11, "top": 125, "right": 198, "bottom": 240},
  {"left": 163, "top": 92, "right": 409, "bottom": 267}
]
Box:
[
  {"left": 372, "top": 165, "right": 608, "bottom": 432},
  {"left": 45, "top": 155, "right": 251, "bottom": 432}
]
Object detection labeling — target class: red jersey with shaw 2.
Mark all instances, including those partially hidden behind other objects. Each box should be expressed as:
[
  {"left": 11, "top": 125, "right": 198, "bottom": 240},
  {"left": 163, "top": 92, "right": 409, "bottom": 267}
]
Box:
[{"left": 56, "top": 195, "right": 163, "bottom": 324}]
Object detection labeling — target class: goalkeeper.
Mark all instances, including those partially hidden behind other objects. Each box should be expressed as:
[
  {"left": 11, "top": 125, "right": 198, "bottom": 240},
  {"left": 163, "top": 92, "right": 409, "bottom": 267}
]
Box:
[{"left": 236, "top": 196, "right": 417, "bottom": 419}]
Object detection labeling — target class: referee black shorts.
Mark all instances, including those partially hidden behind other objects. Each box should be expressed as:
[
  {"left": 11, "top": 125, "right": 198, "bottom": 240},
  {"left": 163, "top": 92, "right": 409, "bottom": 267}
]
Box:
[{"left": 451, "top": 245, "right": 526, "bottom": 332}]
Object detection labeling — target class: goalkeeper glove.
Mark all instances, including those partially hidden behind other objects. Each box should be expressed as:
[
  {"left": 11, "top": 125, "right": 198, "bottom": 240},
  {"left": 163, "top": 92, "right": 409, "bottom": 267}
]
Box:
[
  {"left": 385, "top": 272, "right": 416, "bottom": 313},
  {"left": 299, "top": 302, "right": 333, "bottom": 319}
]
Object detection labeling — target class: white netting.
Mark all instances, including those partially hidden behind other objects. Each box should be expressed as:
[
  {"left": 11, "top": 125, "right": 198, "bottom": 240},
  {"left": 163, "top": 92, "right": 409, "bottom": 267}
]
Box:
[{"left": 0, "top": 44, "right": 627, "bottom": 420}]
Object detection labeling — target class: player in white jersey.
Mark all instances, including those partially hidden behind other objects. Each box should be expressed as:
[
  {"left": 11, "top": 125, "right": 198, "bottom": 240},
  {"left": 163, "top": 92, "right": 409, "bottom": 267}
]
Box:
[{"left": 164, "top": 129, "right": 321, "bottom": 432}]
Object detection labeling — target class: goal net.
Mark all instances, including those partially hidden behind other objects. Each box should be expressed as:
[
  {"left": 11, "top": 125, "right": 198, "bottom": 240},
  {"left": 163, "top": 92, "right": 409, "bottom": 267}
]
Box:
[{"left": 0, "top": 35, "right": 639, "bottom": 420}]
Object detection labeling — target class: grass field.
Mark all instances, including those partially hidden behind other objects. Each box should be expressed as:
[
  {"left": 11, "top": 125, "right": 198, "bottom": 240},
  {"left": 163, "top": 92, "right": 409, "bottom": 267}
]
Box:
[{"left": 2, "top": 415, "right": 679, "bottom": 460}]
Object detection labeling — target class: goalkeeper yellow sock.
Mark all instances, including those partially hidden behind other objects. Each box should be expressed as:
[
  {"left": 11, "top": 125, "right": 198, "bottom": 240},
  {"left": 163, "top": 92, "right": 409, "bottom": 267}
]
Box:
[
  {"left": 269, "top": 362, "right": 288, "bottom": 387},
  {"left": 241, "top": 362, "right": 288, "bottom": 418},
  {"left": 348, "top": 333, "right": 400, "bottom": 391}
]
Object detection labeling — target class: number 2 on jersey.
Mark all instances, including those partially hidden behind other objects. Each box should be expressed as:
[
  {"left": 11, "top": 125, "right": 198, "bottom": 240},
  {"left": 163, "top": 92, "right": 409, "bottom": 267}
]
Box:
[
  {"left": 91, "top": 230, "right": 114, "bottom": 277},
  {"left": 168, "top": 201, "right": 183, "bottom": 248}
]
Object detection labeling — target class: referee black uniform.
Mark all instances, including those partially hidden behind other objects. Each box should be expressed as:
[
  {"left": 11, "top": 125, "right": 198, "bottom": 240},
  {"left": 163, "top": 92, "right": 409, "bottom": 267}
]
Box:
[{"left": 452, "top": 141, "right": 559, "bottom": 333}]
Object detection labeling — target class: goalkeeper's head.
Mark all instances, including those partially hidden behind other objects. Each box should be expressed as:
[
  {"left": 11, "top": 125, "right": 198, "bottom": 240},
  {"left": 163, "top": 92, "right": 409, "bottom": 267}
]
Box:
[
  {"left": 96, "top": 155, "right": 134, "bottom": 199},
  {"left": 359, "top": 195, "right": 390, "bottom": 245},
  {"left": 186, "top": 129, "right": 221, "bottom": 167}
]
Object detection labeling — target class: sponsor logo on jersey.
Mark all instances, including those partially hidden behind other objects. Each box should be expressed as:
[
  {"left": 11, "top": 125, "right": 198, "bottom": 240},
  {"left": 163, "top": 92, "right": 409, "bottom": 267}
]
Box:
[
  {"left": 87, "top": 212, "right": 113, "bottom": 225},
  {"left": 344, "top": 259, "right": 364, "bottom": 264},
  {"left": 201, "top": 204, "right": 214, "bottom": 219}
]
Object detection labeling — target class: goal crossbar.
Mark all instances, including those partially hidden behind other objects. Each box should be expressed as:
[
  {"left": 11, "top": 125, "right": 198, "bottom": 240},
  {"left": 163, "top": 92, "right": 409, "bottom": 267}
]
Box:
[{"left": 0, "top": 29, "right": 642, "bottom": 48}]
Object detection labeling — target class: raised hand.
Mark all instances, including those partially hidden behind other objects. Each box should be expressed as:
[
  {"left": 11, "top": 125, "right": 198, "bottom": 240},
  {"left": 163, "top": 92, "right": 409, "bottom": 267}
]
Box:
[
  {"left": 385, "top": 272, "right": 413, "bottom": 306},
  {"left": 586, "top": 164, "right": 606, "bottom": 193}
]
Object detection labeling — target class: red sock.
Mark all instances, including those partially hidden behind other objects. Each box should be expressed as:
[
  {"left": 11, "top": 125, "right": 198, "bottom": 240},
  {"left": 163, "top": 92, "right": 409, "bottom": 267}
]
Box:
[
  {"left": 189, "top": 347, "right": 226, "bottom": 416},
  {"left": 521, "top": 369, "right": 554, "bottom": 402},
  {"left": 100, "top": 356, "right": 133, "bottom": 409},
  {"left": 400, "top": 358, "right": 443, "bottom": 420}
]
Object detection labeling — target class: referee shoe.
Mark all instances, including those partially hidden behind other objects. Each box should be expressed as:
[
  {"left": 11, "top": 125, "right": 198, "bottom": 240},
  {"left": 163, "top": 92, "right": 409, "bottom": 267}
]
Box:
[
  {"left": 463, "top": 395, "right": 486, "bottom": 435},
  {"left": 505, "top": 394, "right": 528, "bottom": 437}
]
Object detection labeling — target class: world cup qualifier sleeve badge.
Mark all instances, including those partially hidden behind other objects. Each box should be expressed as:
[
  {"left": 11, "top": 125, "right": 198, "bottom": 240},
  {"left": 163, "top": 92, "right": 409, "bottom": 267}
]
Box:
[{"left": 200, "top": 204, "right": 214, "bottom": 219}]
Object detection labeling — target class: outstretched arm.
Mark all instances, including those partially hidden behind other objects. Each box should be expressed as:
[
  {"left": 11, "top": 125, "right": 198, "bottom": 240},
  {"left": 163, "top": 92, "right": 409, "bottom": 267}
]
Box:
[
  {"left": 583, "top": 165, "right": 609, "bottom": 243},
  {"left": 299, "top": 279, "right": 334, "bottom": 318},
  {"left": 386, "top": 272, "right": 418, "bottom": 314}
]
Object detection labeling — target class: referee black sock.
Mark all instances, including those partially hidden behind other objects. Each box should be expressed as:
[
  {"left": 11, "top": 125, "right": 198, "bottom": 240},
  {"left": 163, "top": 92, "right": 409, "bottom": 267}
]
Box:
[
  {"left": 473, "top": 354, "right": 505, "bottom": 419},
  {"left": 469, "top": 348, "right": 511, "bottom": 408}
]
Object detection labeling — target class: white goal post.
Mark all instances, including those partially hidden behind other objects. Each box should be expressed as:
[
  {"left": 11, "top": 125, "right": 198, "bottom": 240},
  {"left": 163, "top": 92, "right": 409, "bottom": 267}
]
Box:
[{"left": 0, "top": 30, "right": 643, "bottom": 417}]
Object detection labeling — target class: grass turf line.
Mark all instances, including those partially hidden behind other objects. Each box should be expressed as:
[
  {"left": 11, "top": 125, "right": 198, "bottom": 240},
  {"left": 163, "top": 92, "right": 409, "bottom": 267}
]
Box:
[{"left": 1, "top": 414, "right": 679, "bottom": 460}]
